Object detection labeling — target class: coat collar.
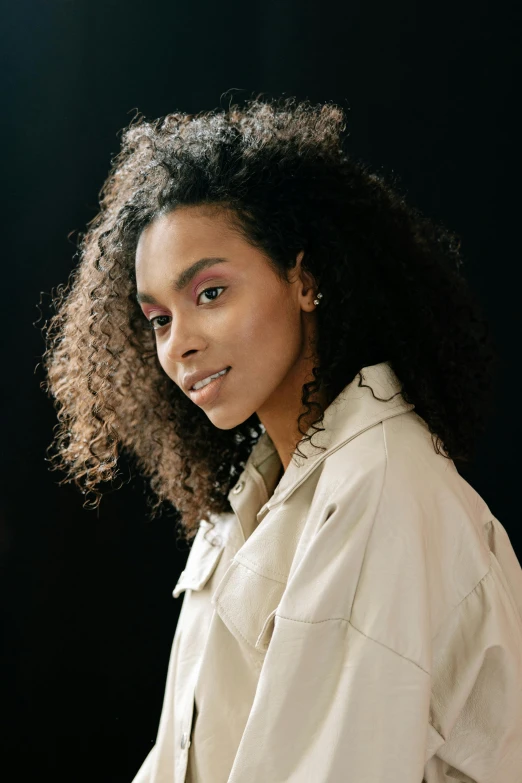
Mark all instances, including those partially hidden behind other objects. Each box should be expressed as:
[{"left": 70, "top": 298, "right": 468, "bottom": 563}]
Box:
[{"left": 227, "top": 361, "right": 415, "bottom": 534}]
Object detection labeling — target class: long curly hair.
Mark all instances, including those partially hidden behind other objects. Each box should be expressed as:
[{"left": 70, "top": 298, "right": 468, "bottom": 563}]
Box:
[{"left": 40, "top": 95, "right": 501, "bottom": 543}]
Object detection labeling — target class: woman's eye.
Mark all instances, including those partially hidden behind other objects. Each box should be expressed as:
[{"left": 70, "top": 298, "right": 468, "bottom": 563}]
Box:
[
  {"left": 147, "top": 287, "right": 225, "bottom": 331},
  {"left": 197, "top": 286, "right": 225, "bottom": 305},
  {"left": 148, "top": 315, "right": 171, "bottom": 331}
]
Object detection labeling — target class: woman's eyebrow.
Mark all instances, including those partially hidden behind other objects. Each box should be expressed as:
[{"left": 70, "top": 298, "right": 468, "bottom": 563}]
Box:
[{"left": 136, "top": 257, "right": 230, "bottom": 305}]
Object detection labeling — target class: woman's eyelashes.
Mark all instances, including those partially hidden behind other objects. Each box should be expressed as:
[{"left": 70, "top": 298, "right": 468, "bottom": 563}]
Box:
[
  {"left": 197, "top": 285, "right": 226, "bottom": 305},
  {"left": 147, "top": 286, "right": 226, "bottom": 331}
]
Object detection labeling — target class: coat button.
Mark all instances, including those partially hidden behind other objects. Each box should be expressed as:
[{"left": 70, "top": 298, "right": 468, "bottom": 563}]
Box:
[
  {"left": 181, "top": 732, "right": 188, "bottom": 749},
  {"left": 209, "top": 534, "right": 222, "bottom": 547},
  {"left": 232, "top": 481, "right": 244, "bottom": 494}
]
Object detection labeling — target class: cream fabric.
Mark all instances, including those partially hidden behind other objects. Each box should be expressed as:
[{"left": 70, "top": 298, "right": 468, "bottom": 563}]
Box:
[{"left": 131, "top": 361, "right": 522, "bottom": 783}]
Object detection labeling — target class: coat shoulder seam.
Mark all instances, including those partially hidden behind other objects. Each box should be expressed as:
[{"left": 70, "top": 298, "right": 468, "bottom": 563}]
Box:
[{"left": 273, "top": 611, "right": 432, "bottom": 676}]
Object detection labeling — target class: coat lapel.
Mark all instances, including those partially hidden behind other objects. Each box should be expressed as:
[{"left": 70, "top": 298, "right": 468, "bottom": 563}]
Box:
[{"left": 236, "top": 360, "right": 415, "bottom": 525}]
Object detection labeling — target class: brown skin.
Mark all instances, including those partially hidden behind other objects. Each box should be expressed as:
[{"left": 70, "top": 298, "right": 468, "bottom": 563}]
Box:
[{"left": 135, "top": 205, "right": 328, "bottom": 472}]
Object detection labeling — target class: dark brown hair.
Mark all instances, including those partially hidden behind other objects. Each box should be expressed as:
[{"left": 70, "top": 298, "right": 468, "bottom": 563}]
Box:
[{"left": 40, "top": 95, "right": 500, "bottom": 543}]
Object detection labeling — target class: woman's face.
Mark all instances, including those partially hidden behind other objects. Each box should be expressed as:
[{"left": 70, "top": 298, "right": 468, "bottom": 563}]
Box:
[{"left": 135, "top": 205, "right": 320, "bottom": 437}]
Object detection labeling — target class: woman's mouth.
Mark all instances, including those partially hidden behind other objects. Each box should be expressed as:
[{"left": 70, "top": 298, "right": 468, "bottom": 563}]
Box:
[{"left": 189, "top": 367, "right": 231, "bottom": 405}]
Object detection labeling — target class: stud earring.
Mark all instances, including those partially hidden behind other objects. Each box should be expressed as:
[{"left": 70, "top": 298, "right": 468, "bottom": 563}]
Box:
[{"left": 313, "top": 292, "right": 323, "bottom": 306}]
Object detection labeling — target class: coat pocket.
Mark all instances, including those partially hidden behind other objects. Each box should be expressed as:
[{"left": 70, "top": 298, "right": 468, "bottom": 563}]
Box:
[
  {"left": 255, "top": 607, "right": 278, "bottom": 652},
  {"left": 172, "top": 519, "right": 227, "bottom": 598},
  {"left": 211, "top": 558, "right": 286, "bottom": 653}
]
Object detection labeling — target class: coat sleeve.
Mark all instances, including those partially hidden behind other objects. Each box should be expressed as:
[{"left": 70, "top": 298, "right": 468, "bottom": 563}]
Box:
[{"left": 425, "top": 516, "right": 522, "bottom": 783}]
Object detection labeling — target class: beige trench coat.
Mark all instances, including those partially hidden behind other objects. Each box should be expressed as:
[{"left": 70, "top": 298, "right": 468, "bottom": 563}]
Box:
[{"left": 131, "top": 361, "right": 522, "bottom": 783}]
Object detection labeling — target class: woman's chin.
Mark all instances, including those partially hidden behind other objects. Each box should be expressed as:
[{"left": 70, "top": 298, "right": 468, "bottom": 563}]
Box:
[{"left": 207, "top": 409, "right": 253, "bottom": 430}]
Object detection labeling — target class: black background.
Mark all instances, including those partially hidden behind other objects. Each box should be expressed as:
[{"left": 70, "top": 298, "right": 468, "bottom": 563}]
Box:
[{"left": 2, "top": 1, "right": 521, "bottom": 780}]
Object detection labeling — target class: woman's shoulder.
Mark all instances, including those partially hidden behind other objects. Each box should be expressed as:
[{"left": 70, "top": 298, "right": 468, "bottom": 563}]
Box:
[{"left": 304, "top": 410, "right": 515, "bottom": 657}]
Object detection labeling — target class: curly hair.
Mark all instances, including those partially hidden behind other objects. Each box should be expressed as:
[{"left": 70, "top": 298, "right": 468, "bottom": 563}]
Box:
[{"left": 40, "top": 94, "right": 501, "bottom": 544}]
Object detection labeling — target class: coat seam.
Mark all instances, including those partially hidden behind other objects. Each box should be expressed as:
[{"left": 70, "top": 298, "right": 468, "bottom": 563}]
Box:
[
  {"left": 215, "top": 598, "right": 266, "bottom": 654},
  {"left": 234, "top": 554, "right": 287, "bottom": 583},
  {"left": 246, "top": 462, "right": 270, "bottom": 510},
  {"left": 344, "top": 419, "right": 389, "bottom": 647},
  {"left": 431, "top": 560, "right": 493, "bottom": 642},
  {"left": 273, "top": 612, "right": 432, "bottom": 677},
  {"left": 268, "top": 407, "right": 411, "bottom": 509},
  {"left": 254, "top": 450, "right": 278, "bottom": 469}
]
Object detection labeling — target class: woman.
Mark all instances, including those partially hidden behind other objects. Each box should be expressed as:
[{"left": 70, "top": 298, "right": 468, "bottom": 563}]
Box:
[{"left": 41, "top": 96, "right": 522, "bottom": 782}]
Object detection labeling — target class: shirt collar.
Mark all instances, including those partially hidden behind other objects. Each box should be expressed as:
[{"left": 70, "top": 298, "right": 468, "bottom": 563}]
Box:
[{"left": 228, "top": 361, "right": 415, "bottom": 531}]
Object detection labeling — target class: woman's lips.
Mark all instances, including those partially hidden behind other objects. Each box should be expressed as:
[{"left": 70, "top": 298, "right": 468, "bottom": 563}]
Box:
[{"left": 188, "top": 367, "right": 231, "bottom": 405}]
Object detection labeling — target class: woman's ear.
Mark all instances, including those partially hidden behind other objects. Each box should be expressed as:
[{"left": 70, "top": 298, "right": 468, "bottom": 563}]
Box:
[{"left": 294, "top": 250, "right": 318, "bottom": 309}]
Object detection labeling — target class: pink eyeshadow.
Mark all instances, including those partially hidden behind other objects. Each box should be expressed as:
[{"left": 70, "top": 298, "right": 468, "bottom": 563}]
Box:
[{"left": 191, "top": 271, "right": 229, "bottom": 297}]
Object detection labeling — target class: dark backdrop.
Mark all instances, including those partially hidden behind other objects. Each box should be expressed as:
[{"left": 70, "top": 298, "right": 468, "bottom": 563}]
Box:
[{"left": 2, "top": 1, "right": 520, "bottom": 780}]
